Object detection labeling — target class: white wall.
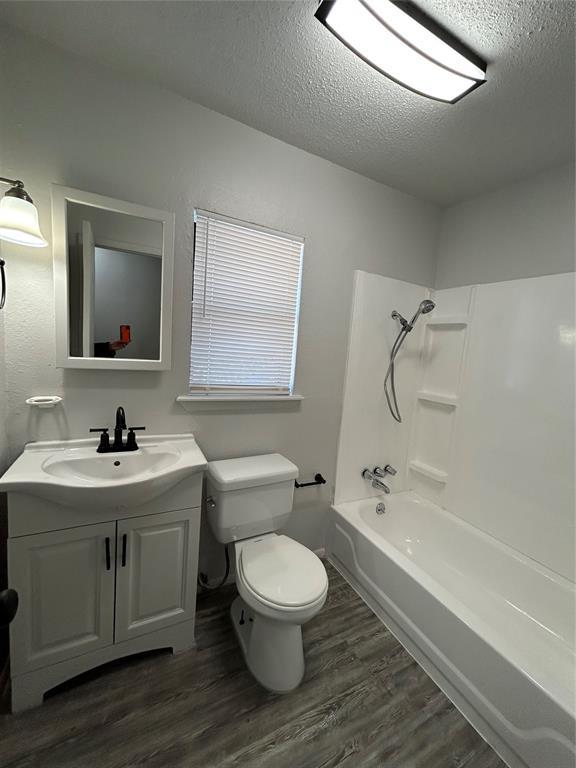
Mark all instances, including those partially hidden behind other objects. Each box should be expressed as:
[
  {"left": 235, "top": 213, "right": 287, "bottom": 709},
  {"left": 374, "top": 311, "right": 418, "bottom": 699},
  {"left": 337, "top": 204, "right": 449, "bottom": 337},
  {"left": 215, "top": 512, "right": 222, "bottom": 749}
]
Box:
[
  {"left": 435, "top": 165, "right": 575, "bottom": 289},
  {"left": 335, "top": 271, "right": 429, "bottom": 504},
  {"left": 0, "top": 27, "right": 440, "bottom": 562},
  {"left": 442, "top": 274, "right": 575, "bottom": 581}
]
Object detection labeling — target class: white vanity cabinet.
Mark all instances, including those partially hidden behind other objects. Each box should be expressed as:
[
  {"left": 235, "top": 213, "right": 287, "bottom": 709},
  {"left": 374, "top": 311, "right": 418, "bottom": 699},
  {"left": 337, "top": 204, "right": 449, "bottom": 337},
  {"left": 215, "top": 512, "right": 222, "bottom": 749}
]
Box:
[
  {"left": 10, "top": 522, "right": 117, "bottom": 672},
  {"left": 115, "top": 509, "right": 197, "bottom": 642},
  {"left": 6, "top": 474, "right": 202, "bottom": 712}
]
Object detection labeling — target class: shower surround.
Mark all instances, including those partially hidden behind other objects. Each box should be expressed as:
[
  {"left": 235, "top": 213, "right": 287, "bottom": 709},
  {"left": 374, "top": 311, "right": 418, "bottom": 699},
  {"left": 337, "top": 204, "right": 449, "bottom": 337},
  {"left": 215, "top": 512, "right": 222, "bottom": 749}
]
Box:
[{"left": 330, "top": 270, "right": 575, "bottom": 768}]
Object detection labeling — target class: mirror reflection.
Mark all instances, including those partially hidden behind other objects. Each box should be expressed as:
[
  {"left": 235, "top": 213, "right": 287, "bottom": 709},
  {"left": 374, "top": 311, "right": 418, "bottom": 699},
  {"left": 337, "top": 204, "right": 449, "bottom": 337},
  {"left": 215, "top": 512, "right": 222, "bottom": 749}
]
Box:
[{"left": 66, "top": 202, "right": 163, "bottom": 360}]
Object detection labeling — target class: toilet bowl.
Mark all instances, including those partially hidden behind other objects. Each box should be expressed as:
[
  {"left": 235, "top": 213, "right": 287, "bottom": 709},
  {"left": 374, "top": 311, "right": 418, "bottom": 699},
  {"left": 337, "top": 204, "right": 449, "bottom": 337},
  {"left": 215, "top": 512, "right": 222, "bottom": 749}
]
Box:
[
  {"left": 205, "top": 454, "right": 328, "bottom": 692},
  {"left": 232, "top": 534, "right": 328, "bottom": 692}
]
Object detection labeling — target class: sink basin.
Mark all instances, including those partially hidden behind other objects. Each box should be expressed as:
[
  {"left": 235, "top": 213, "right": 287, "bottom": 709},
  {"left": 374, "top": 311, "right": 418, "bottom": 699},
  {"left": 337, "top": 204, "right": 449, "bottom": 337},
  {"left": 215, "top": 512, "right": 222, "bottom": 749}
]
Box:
[
  {"left": 0, "top": 434, "right": 207, "bottom": 508},
  {"left": 43, "top": 447, "right": 181, "bottom": 482}
]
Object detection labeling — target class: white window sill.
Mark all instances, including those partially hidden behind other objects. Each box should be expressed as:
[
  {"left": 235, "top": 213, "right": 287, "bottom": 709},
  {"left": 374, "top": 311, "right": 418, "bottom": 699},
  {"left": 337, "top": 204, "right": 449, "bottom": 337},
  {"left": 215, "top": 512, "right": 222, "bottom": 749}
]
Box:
[{"left": 176, "top": 394, "right": 304, "bottom": 412}]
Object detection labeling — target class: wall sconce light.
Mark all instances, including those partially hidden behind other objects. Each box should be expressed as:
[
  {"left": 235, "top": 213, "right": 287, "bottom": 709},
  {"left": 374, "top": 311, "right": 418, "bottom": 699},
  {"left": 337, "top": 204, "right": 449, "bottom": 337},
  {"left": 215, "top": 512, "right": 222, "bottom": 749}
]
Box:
[
  {"left": 315, "top": 0, "right": 487, "bottom": 104},
  {"left": 0, "top": 176, "right": 48, "bottom": 309}
]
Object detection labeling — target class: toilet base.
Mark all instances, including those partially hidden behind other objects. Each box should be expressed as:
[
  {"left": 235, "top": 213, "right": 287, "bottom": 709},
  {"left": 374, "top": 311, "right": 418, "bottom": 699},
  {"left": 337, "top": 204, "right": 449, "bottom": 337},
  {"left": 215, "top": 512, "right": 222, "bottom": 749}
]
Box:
[{"left": 231, "top": 596, "right": 305, "bottom": 693}]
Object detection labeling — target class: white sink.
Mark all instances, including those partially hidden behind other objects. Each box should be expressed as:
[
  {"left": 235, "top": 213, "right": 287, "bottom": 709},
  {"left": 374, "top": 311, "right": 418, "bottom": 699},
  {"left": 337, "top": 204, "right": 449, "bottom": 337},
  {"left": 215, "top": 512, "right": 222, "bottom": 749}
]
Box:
[{"left": 0, "top": 434, "right": 207, "bottom": 508}]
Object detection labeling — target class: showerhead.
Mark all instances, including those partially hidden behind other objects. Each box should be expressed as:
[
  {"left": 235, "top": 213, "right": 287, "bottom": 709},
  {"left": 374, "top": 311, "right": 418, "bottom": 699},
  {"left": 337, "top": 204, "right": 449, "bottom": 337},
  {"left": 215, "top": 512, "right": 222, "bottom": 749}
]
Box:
[
  {"left": 407, "top": 299, "right": 436, "bottom": 329},
  {"left": 391, "top": 299, "right": 435, "bottom": 332},
  {"left": 420, "top": 299, "right": 435, "bottom": 314}
]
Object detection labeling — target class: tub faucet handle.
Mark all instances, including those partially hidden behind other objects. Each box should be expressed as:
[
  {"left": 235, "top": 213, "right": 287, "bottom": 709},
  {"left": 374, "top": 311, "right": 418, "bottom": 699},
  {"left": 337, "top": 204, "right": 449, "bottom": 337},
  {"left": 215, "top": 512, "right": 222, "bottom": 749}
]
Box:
[{"left": 374, "top": 464, "right": 397, "bottom": 477}]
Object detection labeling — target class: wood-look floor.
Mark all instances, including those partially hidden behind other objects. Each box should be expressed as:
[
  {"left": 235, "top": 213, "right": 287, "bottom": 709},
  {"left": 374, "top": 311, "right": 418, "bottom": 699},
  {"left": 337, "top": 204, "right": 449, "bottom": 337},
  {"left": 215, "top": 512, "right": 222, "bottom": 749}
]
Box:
[{"left": 0, "top": 563, "right": 506, "bottom": 768}]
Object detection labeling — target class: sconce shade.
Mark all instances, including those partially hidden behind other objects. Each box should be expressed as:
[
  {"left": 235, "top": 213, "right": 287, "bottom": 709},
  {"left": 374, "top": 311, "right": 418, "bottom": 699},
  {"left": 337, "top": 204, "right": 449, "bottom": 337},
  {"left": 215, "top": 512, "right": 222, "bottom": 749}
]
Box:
[{"left": 0, "top": 195, "right": 48, "bottom": 248}]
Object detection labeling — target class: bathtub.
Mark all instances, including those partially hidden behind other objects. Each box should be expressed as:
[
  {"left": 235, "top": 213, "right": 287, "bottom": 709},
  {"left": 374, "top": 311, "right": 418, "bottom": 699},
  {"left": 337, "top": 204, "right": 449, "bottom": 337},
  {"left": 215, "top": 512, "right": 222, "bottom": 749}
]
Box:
[{"left": 327, "top": 492, "right": 575, "bottom": 768}]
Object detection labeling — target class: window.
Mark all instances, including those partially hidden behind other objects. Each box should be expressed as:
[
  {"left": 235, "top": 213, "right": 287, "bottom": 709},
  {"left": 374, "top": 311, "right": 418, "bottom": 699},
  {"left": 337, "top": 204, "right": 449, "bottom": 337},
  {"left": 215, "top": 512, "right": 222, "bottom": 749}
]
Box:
[{"left": 189, "top": 210, "right": 303, "bottom": 396}]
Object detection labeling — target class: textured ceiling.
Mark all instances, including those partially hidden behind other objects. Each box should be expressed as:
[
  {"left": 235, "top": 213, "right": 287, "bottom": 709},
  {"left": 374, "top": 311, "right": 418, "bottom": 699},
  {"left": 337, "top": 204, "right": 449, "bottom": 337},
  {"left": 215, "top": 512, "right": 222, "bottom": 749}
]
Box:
[{"left": 1, "top": 0, "right": 574, "bottom": 204}]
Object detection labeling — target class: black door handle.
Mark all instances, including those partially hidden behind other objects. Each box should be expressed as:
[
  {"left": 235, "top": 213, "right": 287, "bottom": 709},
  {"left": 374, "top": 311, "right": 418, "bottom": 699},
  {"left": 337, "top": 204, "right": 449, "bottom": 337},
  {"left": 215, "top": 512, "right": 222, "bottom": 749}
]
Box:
[
  {"left": 105, "top": 537, "right": 111, "bottom": 570},
  {"left": 121, "top": 533, "right": 127, "bottom": 567}
]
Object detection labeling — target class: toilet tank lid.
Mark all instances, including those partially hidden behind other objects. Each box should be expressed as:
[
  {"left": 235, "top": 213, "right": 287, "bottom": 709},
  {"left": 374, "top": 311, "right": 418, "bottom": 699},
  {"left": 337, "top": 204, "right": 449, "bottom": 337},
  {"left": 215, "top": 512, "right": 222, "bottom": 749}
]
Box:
[{"left": 207, "top": 453, "right": 298, "bottom": 491}]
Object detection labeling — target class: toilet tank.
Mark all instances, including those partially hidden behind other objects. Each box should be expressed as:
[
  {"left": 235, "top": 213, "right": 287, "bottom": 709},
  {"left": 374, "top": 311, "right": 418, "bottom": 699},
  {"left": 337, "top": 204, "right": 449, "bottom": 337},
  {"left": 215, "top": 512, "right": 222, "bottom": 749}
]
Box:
[{"left": 206, "top": 454, "right": 298, "bottom": 543}]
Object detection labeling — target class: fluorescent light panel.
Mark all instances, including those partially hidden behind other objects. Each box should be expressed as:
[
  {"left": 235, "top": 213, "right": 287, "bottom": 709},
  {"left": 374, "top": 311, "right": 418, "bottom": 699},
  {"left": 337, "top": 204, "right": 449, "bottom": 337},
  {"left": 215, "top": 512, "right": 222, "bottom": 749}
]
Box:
[{"left": 316, "top": 0, "right": 486, "bottom": 103}]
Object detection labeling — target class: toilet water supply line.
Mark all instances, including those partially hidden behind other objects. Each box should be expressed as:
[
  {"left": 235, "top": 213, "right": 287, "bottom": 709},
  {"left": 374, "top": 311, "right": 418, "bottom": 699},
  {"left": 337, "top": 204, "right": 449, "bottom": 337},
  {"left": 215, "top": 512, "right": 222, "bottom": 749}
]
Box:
[{"left": 198, "top": 544, "right": 230, "bottom": 590}]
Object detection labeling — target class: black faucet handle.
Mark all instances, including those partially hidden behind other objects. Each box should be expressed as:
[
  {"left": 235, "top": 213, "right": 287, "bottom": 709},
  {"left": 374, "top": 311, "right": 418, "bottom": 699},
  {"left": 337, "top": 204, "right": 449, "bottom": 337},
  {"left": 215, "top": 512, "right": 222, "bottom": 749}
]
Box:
[
  {"left": 126, "top": 426, "right": 145, "bottom": 451},
  {"left": 90, "top": 428, "right": 111, "bottom": 453}
]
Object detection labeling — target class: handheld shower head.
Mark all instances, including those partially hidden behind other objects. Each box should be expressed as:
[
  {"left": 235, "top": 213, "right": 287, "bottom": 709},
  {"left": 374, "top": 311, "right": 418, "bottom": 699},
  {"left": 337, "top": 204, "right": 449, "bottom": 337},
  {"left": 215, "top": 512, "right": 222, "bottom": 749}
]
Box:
[
  {"left": 392, "top": 299, "right": 435, "bottom": 331},
  {"left": 420, "top": 299, "right": 435, "bottom": 314},
  {"left": 408, "top": 299, "right": 435, "bottom": 328}
]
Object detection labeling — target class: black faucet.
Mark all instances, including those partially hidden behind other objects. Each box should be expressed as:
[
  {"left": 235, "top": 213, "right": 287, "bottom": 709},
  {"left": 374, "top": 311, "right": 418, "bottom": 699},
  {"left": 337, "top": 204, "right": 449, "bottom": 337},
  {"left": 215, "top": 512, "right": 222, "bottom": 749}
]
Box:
[
  {"left": 113, "top": 406, "right": 127, "bottom": 451},
  {"left": 89, "top": 406, "right": 146, "bottom": 453}
]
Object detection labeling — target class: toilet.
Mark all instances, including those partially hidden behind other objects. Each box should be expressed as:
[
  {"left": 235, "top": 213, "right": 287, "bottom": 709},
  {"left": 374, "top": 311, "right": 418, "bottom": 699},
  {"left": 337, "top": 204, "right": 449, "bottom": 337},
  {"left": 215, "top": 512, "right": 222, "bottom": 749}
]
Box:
[{"left": 206, "top": 453, "right": 328, "bottom": 693}]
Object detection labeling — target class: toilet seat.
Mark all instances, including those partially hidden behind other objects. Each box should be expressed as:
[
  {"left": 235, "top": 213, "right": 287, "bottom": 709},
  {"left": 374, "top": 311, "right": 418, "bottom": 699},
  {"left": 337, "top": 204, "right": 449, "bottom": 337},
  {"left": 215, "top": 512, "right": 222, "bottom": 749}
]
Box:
[{"left": 238, "top": 535, "right": 328, "bottom": 609}]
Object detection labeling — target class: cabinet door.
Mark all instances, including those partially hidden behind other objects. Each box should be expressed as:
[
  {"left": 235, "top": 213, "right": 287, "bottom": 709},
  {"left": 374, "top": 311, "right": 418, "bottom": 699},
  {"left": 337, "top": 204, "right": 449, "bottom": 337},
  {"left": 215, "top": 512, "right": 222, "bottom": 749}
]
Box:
[
  {"left": 115, "top": 508, "right": 198, "bottom": 642},
  {"left": 9, "top": 522, "right": 116, "bottom": 675}
]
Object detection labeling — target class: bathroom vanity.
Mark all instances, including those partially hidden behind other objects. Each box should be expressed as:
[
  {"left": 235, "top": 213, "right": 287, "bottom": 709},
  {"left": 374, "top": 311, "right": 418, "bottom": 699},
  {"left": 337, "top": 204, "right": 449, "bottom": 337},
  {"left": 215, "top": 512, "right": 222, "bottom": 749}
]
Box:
[{"left": 0, "top": 434, "right": 206, "bottom": 712}]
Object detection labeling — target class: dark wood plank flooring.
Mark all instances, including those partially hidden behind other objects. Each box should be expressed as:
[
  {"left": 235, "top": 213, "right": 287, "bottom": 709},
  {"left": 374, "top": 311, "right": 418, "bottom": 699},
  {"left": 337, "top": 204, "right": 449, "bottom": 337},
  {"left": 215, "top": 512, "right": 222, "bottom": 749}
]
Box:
[{"left": 0, "top": 563, "right": 506, "bottom": 768}]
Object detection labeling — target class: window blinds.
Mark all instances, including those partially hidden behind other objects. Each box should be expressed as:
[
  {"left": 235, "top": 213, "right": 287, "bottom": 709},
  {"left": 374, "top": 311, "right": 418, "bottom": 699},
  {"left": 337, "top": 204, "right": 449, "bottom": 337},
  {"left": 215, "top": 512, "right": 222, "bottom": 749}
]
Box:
[{"left": 190, "top": 211, "right": 303, "bottom": 394}]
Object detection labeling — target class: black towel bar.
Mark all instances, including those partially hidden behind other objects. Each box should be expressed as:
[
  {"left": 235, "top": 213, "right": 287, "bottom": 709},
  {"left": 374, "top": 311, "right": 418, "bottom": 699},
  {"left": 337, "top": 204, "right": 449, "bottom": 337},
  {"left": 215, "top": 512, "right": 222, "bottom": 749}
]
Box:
[{"left": 295, "top": 473, "right": 326, "bottom": 489}]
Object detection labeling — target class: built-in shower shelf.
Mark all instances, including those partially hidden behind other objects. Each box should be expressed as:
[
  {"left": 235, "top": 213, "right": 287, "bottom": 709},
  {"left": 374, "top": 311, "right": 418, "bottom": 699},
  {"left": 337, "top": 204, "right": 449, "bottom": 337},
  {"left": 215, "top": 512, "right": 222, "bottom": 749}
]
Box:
[
  {"left": 425, "top": 315, "right": 469, "bottom": 327},
  {"left": 416, "top": 391, "right": 459, "bottom": 408},
  {"left": 409, "top": 460, "right": 448, "bottom": 483}
]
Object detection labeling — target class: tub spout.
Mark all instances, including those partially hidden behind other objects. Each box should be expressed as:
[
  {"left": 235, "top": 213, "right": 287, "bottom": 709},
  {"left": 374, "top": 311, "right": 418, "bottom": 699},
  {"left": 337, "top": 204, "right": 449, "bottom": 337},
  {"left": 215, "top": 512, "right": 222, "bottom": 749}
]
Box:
[{"left": 372, "top": 478, "right": 390, "bottom": 493}]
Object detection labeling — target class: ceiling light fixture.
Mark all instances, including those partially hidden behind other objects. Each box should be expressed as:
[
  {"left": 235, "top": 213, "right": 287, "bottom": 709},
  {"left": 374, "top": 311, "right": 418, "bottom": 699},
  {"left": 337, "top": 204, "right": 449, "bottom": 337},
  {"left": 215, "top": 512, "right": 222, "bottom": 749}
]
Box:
[
  {"left": 0, "top": 176, "right": 48, "bottom": 309},
  {"left": 315, "top": 0, "right": 487, "bottom": 103}
]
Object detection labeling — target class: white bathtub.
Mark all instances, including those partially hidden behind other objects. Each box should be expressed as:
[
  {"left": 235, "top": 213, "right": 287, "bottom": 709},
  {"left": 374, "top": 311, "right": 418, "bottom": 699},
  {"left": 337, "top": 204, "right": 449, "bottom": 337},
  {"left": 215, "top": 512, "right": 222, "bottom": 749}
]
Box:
[{"left": 327, "top": 492, "right": 575, "bottom": 768}]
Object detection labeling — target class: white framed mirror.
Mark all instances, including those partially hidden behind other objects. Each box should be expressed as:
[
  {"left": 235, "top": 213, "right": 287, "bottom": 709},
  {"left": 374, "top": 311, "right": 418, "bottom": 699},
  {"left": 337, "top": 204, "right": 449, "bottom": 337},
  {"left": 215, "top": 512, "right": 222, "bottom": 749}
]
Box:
[{"left": 52, "top": 185, "right": 175, "bottom": 370}]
